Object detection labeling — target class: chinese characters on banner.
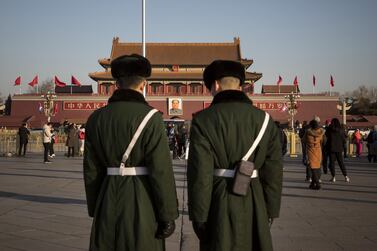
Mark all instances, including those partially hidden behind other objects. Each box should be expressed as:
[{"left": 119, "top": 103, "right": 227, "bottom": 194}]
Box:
[
  {"left": 203, "top": 101, "right": 285, "bottom": 111},
  {"left": 63, "top": 101, "right": 107, "bottom": 110},
  {"left": 253, "top": 102, "right": 285, "bottom": 110}
]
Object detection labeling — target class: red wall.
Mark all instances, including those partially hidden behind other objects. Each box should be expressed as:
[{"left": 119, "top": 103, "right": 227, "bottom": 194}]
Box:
[{"left": 6, "top": 95, "right": 340, "bottom": 128}]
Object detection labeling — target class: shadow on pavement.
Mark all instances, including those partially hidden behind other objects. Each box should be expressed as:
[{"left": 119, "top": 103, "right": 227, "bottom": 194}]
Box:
[
  {"left": 0, "top": 191, "right": 86, "bottom": 204},
  {"left": 0, "top": 172, "right": 82, "bottom": 180},
  {"left": 282, "top": 192, "right": 377, "bottom": 204}
]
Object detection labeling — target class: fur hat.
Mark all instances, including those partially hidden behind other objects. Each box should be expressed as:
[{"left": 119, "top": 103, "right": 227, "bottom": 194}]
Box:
[
  {"left": 203, "top": 60, "right": 246, "bottom": 90},
  {"left": 111, "top": 54, "right": 151, "bottom": 79}
]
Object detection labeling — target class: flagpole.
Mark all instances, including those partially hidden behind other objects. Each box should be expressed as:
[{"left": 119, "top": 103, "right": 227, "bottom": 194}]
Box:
[{"left": 142, "top": 0, "right": 146, "bottom": 97}]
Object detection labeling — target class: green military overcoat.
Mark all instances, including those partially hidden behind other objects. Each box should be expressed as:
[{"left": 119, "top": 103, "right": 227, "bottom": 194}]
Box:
[
  {"left": 188, "top": 90, "right": 283, "bottom": 251},
  {"left": 84, "top": 89, "right": 178, "bottom": 251}
]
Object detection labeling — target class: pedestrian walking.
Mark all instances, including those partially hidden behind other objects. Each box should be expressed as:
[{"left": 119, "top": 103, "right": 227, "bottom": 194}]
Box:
[
  {"left": 366, "top": 125, "right": 377, "bottom": 163},
  {"left": 167, "top": 123, "right": 178, "bottom": 159},
  {"left": 275, "top": 121, "right": 288, "bottom": 157},
  {"left": 322, "top": 119, "right": 331, "bottom": 174},
  {"left": 341, "top": 124, "right": 348, "bottom": 158},
  {"left": 177, "top": 125, "right": 188, "bottom": 159},
  {"left": 187, "top": 60, "right": 283, "bottom": 250},
  {"left": 327, "top": 118, "right": 350, "bottom": 182},
  {"left": 66, "top": 124, "right": 76, "bottom": 157},
  {"left": 303, "top": 120, "right": 325, "bottom": 190},
  {"left": 78, "top": 125, "right": 85, "bottom": 156},
  {"left": 84, "top": 54, "right": 178, "bottom": 251},
  {"left": 42, "top": 122, "right": 52, "bottom": 164},
  {"left": 49, "top": 127, "right": 56, "bottom": 158},
  {"left": 299, "top": 120, "right": 308, "bottom": 164},
  {"left": 353, "top": 129, "right": 363, "bottom": 157},
  {"left": 18, "top": 123, "right": 30, "bottom": 156}
]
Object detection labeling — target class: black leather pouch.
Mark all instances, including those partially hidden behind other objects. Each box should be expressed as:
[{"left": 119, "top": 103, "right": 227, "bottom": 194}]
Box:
[{"left": 232, "top": 160, "right": 254, "bottom": 196}]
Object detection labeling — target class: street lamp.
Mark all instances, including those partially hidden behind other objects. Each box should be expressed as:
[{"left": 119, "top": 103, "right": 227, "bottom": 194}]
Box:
[
  {"left": 337, "top": 96, "right": 353, "bottom": 125},
  {"left": 41, "top": 91, "right": 57, "bottom": 122},
  {"left": 284, "top": 92, "right": 300, "bottom": 157}
]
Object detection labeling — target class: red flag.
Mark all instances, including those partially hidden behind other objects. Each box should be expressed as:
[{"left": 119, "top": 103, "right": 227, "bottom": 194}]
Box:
[
  {"left": 28, "top": 75, "right": 38, "bottom": 87},
  {"left": 312, "top": 75, "right": 316, "bottom": 86},
  {"left": 54, "top": 103, "right": 59, "bottom": 114},
  {"left": 276, "top": 75, "right": 283, "bottom": 85},
  {"left": 293, "top": 76, "right": 298, "bottom": 86},
  {"left": 71, "top": 75, "right": 81, "bottom": 86},
  {"left": 54, "top": 76, "right": 67, "bottom": 87},
  {"left": 14, "top": 76, "right": 21, "bottom": 86},
  {"left": 330, "top": 75, "right": 334, "bottom": 87}
]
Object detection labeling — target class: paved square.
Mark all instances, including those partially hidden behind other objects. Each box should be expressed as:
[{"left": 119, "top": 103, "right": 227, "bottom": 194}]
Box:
[{"left": 0, "top": 153, "right": 376, "bottom": 250}]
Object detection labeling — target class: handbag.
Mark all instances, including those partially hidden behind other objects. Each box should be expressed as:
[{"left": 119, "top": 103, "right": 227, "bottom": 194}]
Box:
[{"left": 232, "top": 113, "right": 270, "bottom": 196}]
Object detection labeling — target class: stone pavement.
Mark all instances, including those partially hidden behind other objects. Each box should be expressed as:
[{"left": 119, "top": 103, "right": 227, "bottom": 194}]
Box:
[{"left": 0, "top": 153, "right": 376, "bottom": 251}]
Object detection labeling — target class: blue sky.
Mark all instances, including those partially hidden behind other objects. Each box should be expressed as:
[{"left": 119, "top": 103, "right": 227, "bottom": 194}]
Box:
[{"left": 0, "top": 0, "right": 376, "bottom": 97}]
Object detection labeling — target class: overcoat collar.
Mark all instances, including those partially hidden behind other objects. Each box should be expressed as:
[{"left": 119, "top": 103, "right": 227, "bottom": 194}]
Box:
[
  {"left": 108, "top": 89, "right": 148, "bottom": 105},
  {"left": 211, "top": 90, "right": 253, "bottom": 105}
]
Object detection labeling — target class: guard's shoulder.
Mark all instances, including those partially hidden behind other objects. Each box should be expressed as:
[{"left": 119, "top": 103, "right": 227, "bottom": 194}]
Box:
[
  {"left": 249, "top": 104, "right": 267, "bottom": 115},
  {"left": 192, "top": 106, "right": 213, "bottom": 120},
  {"left": 86, "top": 106, "right": 105, "bottom": 126},
  {"left": 192, "top": 109, "right": 205, "bottom": 118}
]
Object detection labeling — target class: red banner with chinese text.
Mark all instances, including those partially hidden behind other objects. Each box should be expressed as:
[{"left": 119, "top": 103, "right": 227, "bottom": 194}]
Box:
[{"left": 63, "top": 101, "right": 107, "bottom": 110}]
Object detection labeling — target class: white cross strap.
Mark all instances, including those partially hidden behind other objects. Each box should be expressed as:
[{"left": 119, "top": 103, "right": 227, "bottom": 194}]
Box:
[
  {"left": 212, "top": 112, "right": 269, "bottom": 179},
  {"left": 242, "top": 112, "right": 270, "bottom": 161},
  {"left": 120, "top": 109, "right": 158, "bottom": 166}
]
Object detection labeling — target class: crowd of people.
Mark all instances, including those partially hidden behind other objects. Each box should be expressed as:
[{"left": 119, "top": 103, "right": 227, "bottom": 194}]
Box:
[
  {"left": 166, "top": 122, "right": 189, "bottom": 159},
  {"left": 298, "top": 117, "right": 377, "bottom": 190},
  {"left": 16, "top": 122, "right": 85, "bottom": 163}
]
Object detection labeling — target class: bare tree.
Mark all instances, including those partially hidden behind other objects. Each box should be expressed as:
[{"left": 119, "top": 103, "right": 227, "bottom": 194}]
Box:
[
  {"left": 344, "top": 85, "right": 377, "bottom": 101},
  {"left": 345, "top": 85, "right": 377, "bottom": 115}
]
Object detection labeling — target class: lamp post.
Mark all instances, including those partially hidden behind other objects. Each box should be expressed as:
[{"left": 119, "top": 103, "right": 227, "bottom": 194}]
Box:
[
  {"left": 41, "top": 91, "right": 57, "bottom": 122},
  {"left": 284, "top": 92, "right": 300, "bottom": 157},
  {"left": 337, "top": 96, "right": 353, "bottom": 125}
]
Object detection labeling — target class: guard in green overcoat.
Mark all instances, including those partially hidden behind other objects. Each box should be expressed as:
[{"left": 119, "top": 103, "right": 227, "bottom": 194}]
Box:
[
  {"left": 84, "top": 54, "right": 179, "bottom": 251},
  {"left": 187, "top": 60, "right": 283, "bottom": 251}
]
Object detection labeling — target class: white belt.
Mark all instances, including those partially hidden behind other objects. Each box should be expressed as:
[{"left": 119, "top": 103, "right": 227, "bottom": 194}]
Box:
[
  {"left": 107, "top": 167, "right": 149, "bottom": 176},
  {"left": 214, "top": 169, "right": 258, "bottom": 178}
]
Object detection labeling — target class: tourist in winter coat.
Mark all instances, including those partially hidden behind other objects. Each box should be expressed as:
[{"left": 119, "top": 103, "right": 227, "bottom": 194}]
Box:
[
  {"left": 327, "top": 118, "right": 350, "bottom": 182},
  {"left": 353, "top": 129, "right": 363, "bottom": 157},
  {"left": 78, "top": 125, "right": 85, "bottom": 156},
  {"left": 66, "top": 124, "right": 77, "bottom": 157},
  {"left": 42, "top": 122, "right": 52, "bottom": 163},
  {"left": 303, "top": 120, "right": 325, "bottom": 189},
  {"left": 18, "top": 122, "right": 30, "bottom": 156},
  {"left": 366, "top": 125, "right": 377, "bottom": 163}
]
